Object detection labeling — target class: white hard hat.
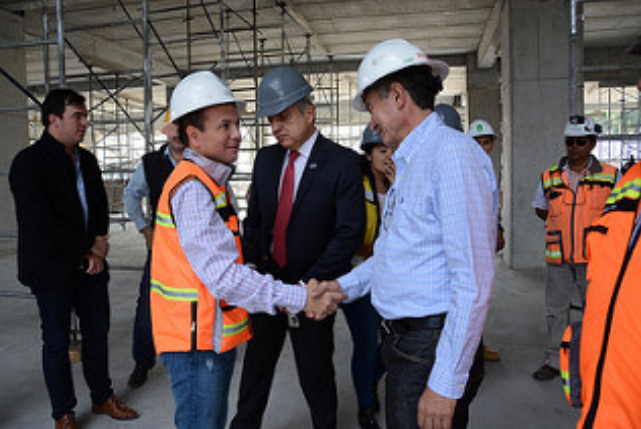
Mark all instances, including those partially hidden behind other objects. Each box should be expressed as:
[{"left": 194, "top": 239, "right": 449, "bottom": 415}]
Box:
[
  {"left": 352, "top": 39, "right": 449, "bottom": 111},
  {"left": 564, "top": 115, "right": 601, "bottom": 137},
  {"left": 168, "top": 71, "right": 245, "bottom": 126},
  {"left": 468, "top": 119, "right": 496, "bottom": 138}
]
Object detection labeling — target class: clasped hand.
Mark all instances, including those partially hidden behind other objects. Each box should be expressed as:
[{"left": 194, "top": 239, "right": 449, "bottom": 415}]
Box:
[{"left": 303, "top": 279, "right": 347, "bottom": 320}]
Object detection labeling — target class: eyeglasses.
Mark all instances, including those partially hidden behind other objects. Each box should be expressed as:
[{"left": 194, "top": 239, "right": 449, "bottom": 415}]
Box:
[{"left": 565, "top": 138, "right": 590, "bottom": 147}]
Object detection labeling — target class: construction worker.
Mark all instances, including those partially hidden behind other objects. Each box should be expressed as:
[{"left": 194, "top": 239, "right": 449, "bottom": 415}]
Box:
[
  {"left": 122, "top": 115, "right": 184, "bottom": 389},
  {"left": 325, "top": 39, "right": 497, "bottom": 429},
  {"left": 467, "top": 119, "right": 505, "bottom": 365},
  {"left": 531, "top": 115, "right": 619, "bottom": 381},
  {"left": 468, "top": 119, "right": 506, "bottom": 254},
  {"left": 149, "top": 70, "right": 345, "bottom": 429},
  {"left": 576, "top": 35, "right": 641, "bottom": 429}
]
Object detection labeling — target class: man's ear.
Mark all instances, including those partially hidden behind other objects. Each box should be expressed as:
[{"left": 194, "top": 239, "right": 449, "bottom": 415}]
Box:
[
  {"left": 186, "top": 125, "right": 200, "bottom": 149},
  {"left": 389, "top": 82, "right": 406, "bottom": 108}
]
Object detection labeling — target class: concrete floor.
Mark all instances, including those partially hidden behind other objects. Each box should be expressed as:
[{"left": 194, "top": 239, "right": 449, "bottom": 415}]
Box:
[{"left": 0, "top": 226, "right": 581, "bottom": 428}]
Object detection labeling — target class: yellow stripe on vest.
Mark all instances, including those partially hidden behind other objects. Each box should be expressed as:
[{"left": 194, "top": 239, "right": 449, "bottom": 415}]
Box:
[
  {"left": 155, "top": 211, "right": 175, "bottom": 229},
  {"left": 151, "top": 279, "right": 198, "bottom": 301},
  {"left": 222, "top": 318, "right": 250, "bottom": 337},
  {"left": 606, "top": 178, "right": 641, "bottom": 205}
]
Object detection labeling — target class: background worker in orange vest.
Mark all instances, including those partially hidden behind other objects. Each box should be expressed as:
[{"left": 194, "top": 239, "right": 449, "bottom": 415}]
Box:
[
  {"left": 150, "top": 70, "right": 345, "bottom": 429},
  {"left": 531, "top": 115, "right": 619, "bottom": 381},
  {"left": 576, "top": 35, "right": 641, "bottom": 429},
  {"left": 122, "top": 115, "right": 184, "bottom": 389}
]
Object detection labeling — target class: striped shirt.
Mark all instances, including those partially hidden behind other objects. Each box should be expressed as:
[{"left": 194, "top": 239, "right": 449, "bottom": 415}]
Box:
[
  {"left": 339, "top": 113, "right": 497, "bottom": 399},
  {"left": 170, "top": 148, "right": 307, "bottom": 314}
]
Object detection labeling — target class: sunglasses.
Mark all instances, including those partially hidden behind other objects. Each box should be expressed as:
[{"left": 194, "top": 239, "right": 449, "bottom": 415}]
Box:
[{"left": 565, "top": 138, "right": 590, "bottom": 147}]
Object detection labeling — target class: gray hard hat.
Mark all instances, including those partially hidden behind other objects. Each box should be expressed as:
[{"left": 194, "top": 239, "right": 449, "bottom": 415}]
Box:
[
  {"left": 434, "top": 103, "right": 463, "bottom": 131},
  {"left": 360, "top": 125, "right": 384, "bottom": 150},
  {"left": 257, "top": 67, "right": 313, "bottom": 118}
]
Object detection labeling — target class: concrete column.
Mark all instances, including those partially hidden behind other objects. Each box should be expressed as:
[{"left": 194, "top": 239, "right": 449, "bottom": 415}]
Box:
[
  {"left": 467, "top": 53, "right": 502, "bottom": 183},
  {"left": 500, "top": 0, "right": 572, "bottom": 269},
  {"left": 0, "top": 9, "right": 27, "bottom": 250}
]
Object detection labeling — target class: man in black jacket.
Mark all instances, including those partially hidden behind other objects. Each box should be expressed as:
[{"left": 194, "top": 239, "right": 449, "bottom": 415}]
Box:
[
  {"left": 230, "top": 67, "right": 364, "bottom": 429},
  {"left": 9, "top": 89, "right": 139, "bottom": 429}
]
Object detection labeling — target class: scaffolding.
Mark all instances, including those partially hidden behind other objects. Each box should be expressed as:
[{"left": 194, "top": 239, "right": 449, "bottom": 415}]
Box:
[
  {"left": 0, "top": 0, "right": 369, "bottom": 223},
  {"left": 570, "top": 0, "right": 641, "bottom": 169}
]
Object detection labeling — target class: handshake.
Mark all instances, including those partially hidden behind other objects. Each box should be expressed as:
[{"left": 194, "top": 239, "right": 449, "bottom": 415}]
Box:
[{"left": 303, "top": 280, "right": 345, "bottom": 320}]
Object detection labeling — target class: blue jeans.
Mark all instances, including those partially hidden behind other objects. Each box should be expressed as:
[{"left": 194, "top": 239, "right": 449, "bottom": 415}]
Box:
[
  {"left": 132, "top": 256, "right": 156, "bottom": 369},
  {"left": 341, "top": 294, "right": 385, "bottom": 408},
  {"left": 161, "top": 349, "right": 236, "bottom": 429},
  {"left": 381, "top": 321, "right": 484, "bottom": 429},
  {"left": 34, "top": 270, "right": 113, "bottom": 420}
]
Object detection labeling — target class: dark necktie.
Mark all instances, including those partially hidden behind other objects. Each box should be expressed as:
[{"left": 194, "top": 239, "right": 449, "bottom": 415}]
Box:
[{"left": 273, "top": 150, "right": 300, "bottom": 267}]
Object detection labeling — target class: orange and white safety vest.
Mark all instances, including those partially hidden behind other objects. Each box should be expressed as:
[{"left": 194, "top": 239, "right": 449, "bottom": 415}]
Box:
[
  {"left": 150, "top": 160, "right": 251, "bottom": 354},
  {"left": 578, "top": 162, "right": 641, "bottom": 429},
  {"left": 541, "top": 157, "right": 617, "bottom": 264}
]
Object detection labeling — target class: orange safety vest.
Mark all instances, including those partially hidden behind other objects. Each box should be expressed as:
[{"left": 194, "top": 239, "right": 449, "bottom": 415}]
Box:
[
  {"left": 541, "top": 157, "right": 617, "bottom": 264},
  {"left": 578, "top": 162, "right": 641, "bottom": 429},
  {"left": 150, "top": 160, "right": 252, "bottom": 354}
]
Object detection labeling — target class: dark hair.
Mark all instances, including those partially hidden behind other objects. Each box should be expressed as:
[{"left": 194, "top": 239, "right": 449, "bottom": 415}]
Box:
[
  {"left": 41, "top": 89, "right": 86, "bottom": 127},
  {"left": 176, "top": 108, "right": 207, "bottom": 147},
  {"left": 362, "top": 65, "right": 443, "bottom": 110}
]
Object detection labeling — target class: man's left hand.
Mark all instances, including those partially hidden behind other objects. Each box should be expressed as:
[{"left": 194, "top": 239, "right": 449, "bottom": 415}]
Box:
[
  {"left": 85, "top": 253, "right": 105, "bottom": 275},
  {"left": 417, "top": 387, "right": 457, "bottom": 429}
]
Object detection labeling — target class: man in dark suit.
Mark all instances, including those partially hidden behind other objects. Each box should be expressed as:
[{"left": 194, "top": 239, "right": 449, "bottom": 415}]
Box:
[
  {"left": 230, "top": 67, "right": 365, "bottom": 429},
  {"left": 9, "top": 89, "right": 139, "bottom": 429}
]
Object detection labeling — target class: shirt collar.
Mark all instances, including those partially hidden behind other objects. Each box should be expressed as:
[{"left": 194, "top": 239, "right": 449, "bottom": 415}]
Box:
[
  {"left": 183, "top": 147, "right": 234, "bottom": 185},
  {"left": 293, "top": 129, "right": 318, "bottom": 159},
  {"left": 392, "top": 112, "right": 441, "bottom": 168},
  {"left": 164, "top": 144, "right": 179, "bottom": 167},
  {"left": 559, "top": 155, "right": 599, "bottom": 174}
]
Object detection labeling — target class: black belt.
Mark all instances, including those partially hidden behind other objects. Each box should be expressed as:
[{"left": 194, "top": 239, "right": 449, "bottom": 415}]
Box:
[{"left": 382, "top": 314, "right": 446, "bottom": 334}]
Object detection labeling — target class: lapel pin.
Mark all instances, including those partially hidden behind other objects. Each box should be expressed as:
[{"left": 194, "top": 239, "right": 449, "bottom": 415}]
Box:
[{"left": 308, "top": 163, "right": 318, "bottom": 170}]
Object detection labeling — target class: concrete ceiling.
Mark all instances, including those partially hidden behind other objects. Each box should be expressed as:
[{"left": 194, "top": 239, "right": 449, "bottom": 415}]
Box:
[{"left": 2, "top": 0, "right": 640, "bottom": 91}]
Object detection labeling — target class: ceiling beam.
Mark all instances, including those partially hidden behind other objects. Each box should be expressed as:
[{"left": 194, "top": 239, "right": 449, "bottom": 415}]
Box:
[
  {"left": 476, "top": 0, "right": 503, "bottom": 68},
  {"left": 276, "top": 0, "right": 330, "bottom": 57},
  {"left": 66, "top": 30, "right": 175, "bottom": 77}
]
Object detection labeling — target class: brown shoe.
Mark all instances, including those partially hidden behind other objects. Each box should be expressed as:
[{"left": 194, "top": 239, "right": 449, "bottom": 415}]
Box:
[
  {"left": 92, "top": 395, "right": 139, "bottom": 420},
  {"left": 55, "top": 414, "right": 77, "bottom": 429},
  {"left": 483, "top": 345, "right": 501, "bottom": 362}
]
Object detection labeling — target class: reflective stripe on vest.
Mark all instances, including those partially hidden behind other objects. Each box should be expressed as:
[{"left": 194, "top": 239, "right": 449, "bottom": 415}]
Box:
[
  {"left": 606, "top": 178, "right": 641, "bottom": 205},
  {"left": 150, "top": 279, "right": 198, "bottom": 302},
  {"left": 150, "top": 161, "right": 251, "bottom": 354}
]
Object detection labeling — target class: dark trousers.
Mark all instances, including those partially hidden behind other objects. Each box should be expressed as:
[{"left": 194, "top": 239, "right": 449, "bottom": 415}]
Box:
[
  {"left": 341, "top": 294, "right": 385, "bottom": 408},
  {"left": 381, "top": 319, "right": 484, "bottom": 429},
  {"left": 230, "top": 312, "right": 337, "bottom": 429},
  {"left": 34, "top": 270, "right": 113, "bottom": 420},
  {"left": 132, "top": 256, "right": 156, "bottom": 369}
]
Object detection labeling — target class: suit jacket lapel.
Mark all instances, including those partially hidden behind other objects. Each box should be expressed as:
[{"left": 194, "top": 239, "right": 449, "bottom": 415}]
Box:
[
  {"left": 267, "top": 146, "right": 287, "bottom": 220},
  {"left": 292, "top": 134, "right": 325, "bottom": 215}
]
